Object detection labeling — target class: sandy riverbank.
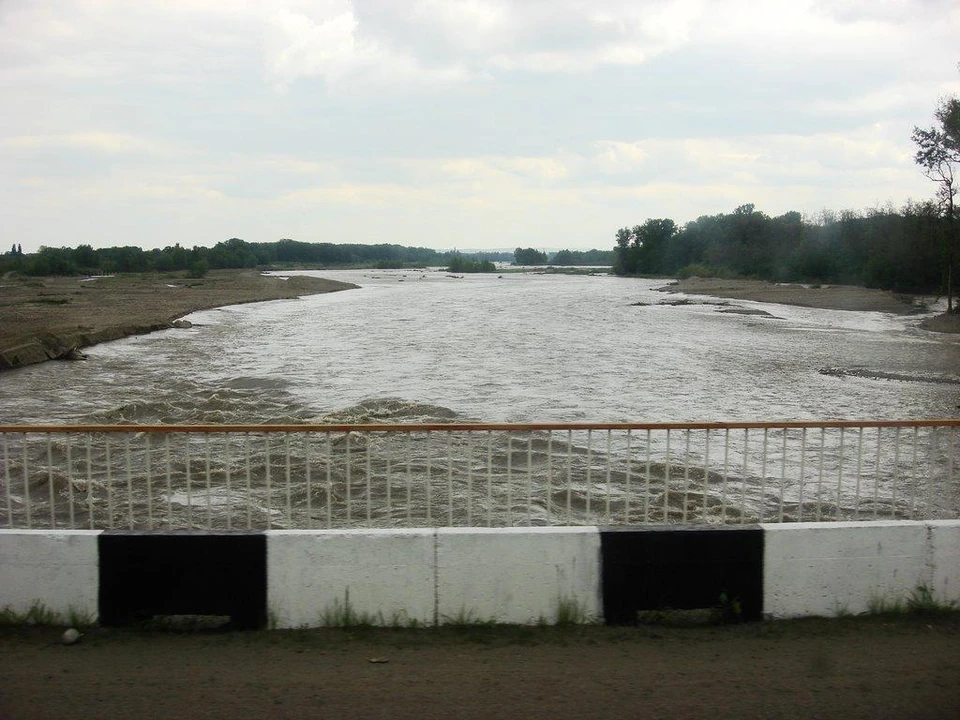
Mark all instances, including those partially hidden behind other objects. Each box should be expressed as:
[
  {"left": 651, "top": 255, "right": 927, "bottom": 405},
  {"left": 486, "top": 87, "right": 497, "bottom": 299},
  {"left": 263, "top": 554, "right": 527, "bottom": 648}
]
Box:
[
  {"left": 658, "top": 277, "right": 960, "bottom": 333},
  {"left": 0, "top": 270, "right": 356, "bottom": 371}
]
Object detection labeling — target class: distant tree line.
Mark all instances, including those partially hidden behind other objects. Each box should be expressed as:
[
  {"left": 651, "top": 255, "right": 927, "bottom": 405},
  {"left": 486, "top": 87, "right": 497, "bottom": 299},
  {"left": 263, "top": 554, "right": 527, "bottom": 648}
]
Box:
[
  {"left": 613, "top": 202, "right": 956, "bottom": 294},
  {"left": 0, "top": 237, "right": 617, "bottom": 278},
  {"left": 0, "top": 238, "right": 503, "bottom": 277},
  {"left": 512, "top": 246, "right": 615, "bottom": 266},
  {"left": 550, "top": 248, "right": 615, "bottom": 265}
]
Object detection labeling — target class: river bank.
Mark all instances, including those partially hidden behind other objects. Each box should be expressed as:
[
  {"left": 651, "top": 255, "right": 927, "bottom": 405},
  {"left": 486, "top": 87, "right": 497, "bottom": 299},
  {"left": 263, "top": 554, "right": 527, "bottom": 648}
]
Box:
[
  {"left": 0, "top": 270, "right": 356, "bottom": 371},
  {"left": 658, "top": 277, "right": 960, "bottom": 333}
]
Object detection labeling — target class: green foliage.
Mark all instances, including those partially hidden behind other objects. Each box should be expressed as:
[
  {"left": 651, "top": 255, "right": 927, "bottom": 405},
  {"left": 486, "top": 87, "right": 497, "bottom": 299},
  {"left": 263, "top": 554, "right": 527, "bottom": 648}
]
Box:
[
  {"left": 319, "top": 589, "right": 378, "bottom": 628},
  {"left": 912, "top": 95, "right": 960, "bottom": 216},
  {"left": 0, "top": 601, "right": 61, "bottom": 626},
  {"left": 611, "top": 202, "right": 956, "bottom": 295},
  {"left": 716, "top": 591, "right": 743, "bottom": 624},
  {"left": 186, "top": 259, "right": 209, "bottom": 278},
  {"left": 67, "top": 607, "right": 95, "bottom": 628},
  {"left": 912, "top": 78, "right": 959, "bottom": 310},
  {"left": 447, "top": 252, "right": 496, "bottom": 273},
  {"left": 440, "top": 607, "right": 498, "bottom": 627},
  {"left": 513, "top": 247, "right": 548, "bottom": 265},
  {"left": 551, "top": 248, "right": 615, "bottom": 266},
  {"left": 864, "top": 585, "right": 957, "bottom": 618},
  {"left": 554, "top": 597, "right": 594, "bottom": 626},
  {"left": 906, "top": 585, "right": 957, "bottom": 615},
  {"left": 0, "top": 239, "right": 509, "bottom": 277}
]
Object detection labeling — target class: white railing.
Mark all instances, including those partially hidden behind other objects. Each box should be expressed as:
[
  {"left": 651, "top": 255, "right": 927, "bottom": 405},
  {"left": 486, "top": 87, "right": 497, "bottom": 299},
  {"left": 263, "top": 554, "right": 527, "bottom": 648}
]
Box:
[{"left": 1, "top": 420, "right": 957, "bottom": 530}]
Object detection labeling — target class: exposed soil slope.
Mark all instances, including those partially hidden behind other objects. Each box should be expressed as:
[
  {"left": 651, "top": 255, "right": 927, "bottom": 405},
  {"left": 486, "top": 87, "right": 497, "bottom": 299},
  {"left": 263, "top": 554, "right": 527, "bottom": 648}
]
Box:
[{"left": 0, "top": 270, "right": 356, "bottom": 370}]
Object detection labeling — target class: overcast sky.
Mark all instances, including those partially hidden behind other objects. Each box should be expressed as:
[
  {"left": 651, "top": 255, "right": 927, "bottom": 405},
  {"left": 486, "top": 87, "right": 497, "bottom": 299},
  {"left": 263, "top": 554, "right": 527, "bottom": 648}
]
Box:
[{"left": 2, "top": 0, "right": 958, "bottom": 253}]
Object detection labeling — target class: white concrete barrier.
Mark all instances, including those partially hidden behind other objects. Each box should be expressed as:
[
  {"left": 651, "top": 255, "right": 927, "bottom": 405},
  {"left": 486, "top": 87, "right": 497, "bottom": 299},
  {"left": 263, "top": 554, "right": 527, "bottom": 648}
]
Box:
[
  {"left": 0, "top": 530, "right": 100, "bottom": 622},
  {"left": 267, "top": 528, "right": 602, "bottom": 628},
  {"left": 267, "top": 529, "right": 435, "bottom": 628},
  {"left": 929, "top": 520, "right": 960, "bottom": 603},
  {"left": 762, "top": 521, "right": 946, "bottom": 618},
  {"left": 1, "top": 523, "right": 955, "bottom": 627},
  {"left": 437, "top": 527, "right": 601, "bottom": 624}
]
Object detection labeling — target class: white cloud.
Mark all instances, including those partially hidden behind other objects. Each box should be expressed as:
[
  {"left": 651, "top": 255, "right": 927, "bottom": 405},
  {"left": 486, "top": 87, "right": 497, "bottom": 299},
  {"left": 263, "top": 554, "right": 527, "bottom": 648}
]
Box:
[
  {"left": 0, "top": 132, "right": 163, "bottom": 154},
  {"left": 263, "top": 1, "right": 469, "bottom": 92},
  {"left": 0, "top": 0, "right": 956, "bottom": 252}
]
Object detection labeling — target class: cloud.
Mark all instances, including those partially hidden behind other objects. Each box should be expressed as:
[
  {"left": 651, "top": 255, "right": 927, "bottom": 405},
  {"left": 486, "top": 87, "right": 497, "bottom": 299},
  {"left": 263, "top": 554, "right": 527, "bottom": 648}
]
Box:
[
  {"left": 0, "top": 0, "right": 956, "bottom": 252},
  {"left": 263, "top": 1, "right": 469, "bottom": 92},
  {"left": 0, "top": 133, "right": 163, "bottom": 154},
  {"left": 437, "top": 155, "right": 569, "bottom": 182},
  {"left": 588, "top": 126, "right": 917, "bottom": 188}
]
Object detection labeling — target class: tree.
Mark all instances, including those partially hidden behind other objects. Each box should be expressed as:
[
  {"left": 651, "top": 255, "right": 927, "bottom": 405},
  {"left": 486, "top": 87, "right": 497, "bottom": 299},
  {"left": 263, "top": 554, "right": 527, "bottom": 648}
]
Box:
[
  {"left": 632, "top": 218, "right": 677, "bottom": 275},
  {"left": 613, "top": 227, "right": 632, "bottom": 274},
  {"left": 912, "top": 80, "right": 960, "bottom": 311},
  {"left": 513, "top": 247, "right": 548, "bottom": 265}
]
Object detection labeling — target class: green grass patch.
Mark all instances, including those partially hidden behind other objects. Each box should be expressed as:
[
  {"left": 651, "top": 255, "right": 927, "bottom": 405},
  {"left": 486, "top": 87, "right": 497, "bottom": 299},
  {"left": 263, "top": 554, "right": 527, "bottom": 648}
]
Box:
[
  {"left": 0, "top": 601, "right": 60, "bottom": 626},
  {"left": 865, "top": 585, "right": 957, "bottom": 618},
  {"left": 319, "top": 589, "right": 379, "bottom": 628}
]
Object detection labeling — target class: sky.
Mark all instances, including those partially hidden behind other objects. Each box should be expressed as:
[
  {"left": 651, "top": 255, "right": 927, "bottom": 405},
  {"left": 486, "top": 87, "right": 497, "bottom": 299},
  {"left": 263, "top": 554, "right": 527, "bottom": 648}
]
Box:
[{"left": 1, "top": 0, "right": 958, "bottom": 253}]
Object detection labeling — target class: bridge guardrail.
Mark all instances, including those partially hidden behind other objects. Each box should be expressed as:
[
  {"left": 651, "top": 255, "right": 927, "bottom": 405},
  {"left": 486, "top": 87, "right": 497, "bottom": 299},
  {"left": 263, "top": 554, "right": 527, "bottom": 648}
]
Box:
[{"left": 1, "top": 420, "right": 957, "bottom": 530}]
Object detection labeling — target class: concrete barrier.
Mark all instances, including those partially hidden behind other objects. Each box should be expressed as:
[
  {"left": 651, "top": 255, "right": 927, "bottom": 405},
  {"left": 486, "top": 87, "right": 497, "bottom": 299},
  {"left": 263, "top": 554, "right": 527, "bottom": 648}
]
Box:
[
  {"left": 437, "top": 527, "right": 601, "bottom": 624},
  {"left": 762, "top": 521, "right": 958, "bottom": 618},
  {"left": 0, "top": 530, "right": 100, "bottom": 622},
  {"left": 929, "top": 520, "right": 960, "bottom": 602},
  {"left": 1, "top": 522, "right": 957, "bottom": 627},
  {"left": 267, "top": 529, "right": 435, "bottom": 628},
  {"left": 267, "top": 528, "right": 601, "bottom": 628}
]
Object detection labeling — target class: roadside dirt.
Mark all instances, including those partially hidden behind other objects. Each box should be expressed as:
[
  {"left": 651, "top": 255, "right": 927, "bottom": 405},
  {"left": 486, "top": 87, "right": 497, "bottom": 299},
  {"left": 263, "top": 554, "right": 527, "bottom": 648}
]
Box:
[
  {"left": 0, "top": 270, "right": 356, "bottom": 370},
  {"left": 1, "top": 615, "right": 958, "bottom": 719}
]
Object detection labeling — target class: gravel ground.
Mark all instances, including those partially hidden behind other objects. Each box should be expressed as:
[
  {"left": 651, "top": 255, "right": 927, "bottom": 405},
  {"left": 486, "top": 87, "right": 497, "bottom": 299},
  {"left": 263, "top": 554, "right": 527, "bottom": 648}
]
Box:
[{"left": 1, "top": 615, "right": 958, "bottom": 720}]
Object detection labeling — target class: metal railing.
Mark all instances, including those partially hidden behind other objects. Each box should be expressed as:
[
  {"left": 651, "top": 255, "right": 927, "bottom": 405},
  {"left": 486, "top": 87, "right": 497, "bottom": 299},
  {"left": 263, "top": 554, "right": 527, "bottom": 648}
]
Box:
[{"left": 1, "top": 420, "right": 957, "bottom": 530}]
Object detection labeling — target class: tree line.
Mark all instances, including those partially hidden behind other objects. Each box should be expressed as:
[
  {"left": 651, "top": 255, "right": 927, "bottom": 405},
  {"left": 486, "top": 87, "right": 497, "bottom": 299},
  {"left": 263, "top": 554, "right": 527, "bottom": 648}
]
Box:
[
  {"left": 0, "top": 237, "right": 615, "bottom": 277},
  {"left": 0, "top": 239, "right": 448, "bottom": 277},
  {"left": 612, "top": 202, "right": 954, "bottom": 294}
]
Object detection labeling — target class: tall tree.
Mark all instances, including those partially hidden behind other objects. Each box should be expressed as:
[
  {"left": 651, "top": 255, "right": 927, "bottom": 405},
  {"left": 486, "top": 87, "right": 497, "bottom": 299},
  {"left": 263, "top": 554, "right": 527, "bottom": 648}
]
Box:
[
  {"left": 632, "top": 218, "right": 677, "bottom": 275},
  {"left": 614, "top": 227, "right": 632, "bottom": 274},
  {"left": 912, "top": 77, "right": 960, "bottom": 311}
]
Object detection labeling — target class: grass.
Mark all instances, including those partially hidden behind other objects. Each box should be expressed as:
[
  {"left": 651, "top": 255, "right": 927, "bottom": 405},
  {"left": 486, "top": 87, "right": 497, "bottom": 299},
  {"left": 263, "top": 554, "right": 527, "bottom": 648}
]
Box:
[
  {"left": 865, "top": 585, "right": 957, "bottom": 618},
  {"left": 440, "top": 607, "right": 498, "bottom": 628},
  {"left": 316, "top": 590, "right": 424, "bottom": 629},
  {"left": 554, "top": 597, "right": 595, "bottom": 627},
  {"left": 905, "top": 585, "right": 956, "bottom": 615},
  {"left": 0, "top": 601, "right": 94, "bottom": 627},
  {"left": 319, "top": 589, "right": 379, "bottom": 628}
]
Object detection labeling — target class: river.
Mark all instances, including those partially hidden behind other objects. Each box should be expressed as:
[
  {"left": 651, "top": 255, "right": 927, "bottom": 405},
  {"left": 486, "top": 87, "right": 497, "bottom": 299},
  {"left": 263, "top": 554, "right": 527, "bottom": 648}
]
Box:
[
  {"left": 2, "top": 270, "right": 958, "bottom": 528},
  {"left": 1, "top": 270, "right": 957, "bottom": 425}
]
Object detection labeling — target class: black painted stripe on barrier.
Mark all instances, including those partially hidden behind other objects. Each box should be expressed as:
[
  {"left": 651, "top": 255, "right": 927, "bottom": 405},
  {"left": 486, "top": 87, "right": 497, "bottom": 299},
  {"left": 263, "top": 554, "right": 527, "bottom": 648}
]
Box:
[
  {"left": 600, "top": 526, "right": 764, "bottom": 624},
  {"left": 98, "top": 531, "right": 267, "bottom": 629}
]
